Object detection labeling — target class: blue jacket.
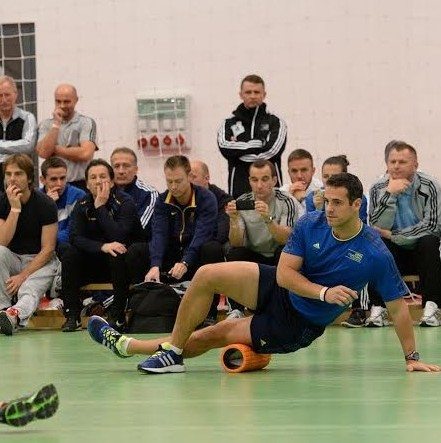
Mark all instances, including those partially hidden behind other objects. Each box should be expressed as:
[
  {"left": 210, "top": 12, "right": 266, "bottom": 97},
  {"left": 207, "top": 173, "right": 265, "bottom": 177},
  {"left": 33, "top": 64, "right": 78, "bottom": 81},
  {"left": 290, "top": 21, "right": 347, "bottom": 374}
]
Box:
[
  {"left": 208, "top": 183, "right": 233, "bottom": 244},
  {"left": 118, "top": 176, "right": 158, "bottom": 241},
  {"left": 149, "top": 185, "right": 217, "bottom": 267},
  {"left": 41, "top": 184, "right": 86, "bottom": 245}
]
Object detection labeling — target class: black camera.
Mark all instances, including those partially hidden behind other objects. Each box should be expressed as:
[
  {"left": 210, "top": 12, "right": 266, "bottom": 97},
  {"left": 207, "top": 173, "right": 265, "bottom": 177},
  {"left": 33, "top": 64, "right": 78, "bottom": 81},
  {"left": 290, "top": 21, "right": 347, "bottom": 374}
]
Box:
[{"left": 236, "top": 199, "right": 255, "bottom": 211}]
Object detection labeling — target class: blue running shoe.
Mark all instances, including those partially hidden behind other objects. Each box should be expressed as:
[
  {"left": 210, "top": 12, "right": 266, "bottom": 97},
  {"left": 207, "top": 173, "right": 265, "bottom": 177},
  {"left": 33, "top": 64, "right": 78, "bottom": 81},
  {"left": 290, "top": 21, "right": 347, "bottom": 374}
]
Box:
[
  {"left": 87, "top": 316, "right": 132, "bottom": 359},
  {"left": 137, "top": 343, "right": 185, "bottom": 374}
]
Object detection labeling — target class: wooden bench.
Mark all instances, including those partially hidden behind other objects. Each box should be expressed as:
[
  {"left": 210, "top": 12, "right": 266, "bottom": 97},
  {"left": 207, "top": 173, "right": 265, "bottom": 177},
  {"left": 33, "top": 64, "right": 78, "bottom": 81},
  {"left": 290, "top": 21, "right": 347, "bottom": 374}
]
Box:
[{"left": 28, "top": 283, "right": 113, "bottom": 330}]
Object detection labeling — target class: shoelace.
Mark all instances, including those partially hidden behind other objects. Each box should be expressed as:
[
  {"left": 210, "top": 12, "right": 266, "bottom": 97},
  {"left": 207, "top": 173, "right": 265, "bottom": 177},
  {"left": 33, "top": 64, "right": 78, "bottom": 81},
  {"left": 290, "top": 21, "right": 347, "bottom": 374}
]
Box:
[
  {"left": 101, "top": 327, "right": 119, "bottom": 349},
  {"left": 152, "top": 346, "right": 168, "bottom": 358}
]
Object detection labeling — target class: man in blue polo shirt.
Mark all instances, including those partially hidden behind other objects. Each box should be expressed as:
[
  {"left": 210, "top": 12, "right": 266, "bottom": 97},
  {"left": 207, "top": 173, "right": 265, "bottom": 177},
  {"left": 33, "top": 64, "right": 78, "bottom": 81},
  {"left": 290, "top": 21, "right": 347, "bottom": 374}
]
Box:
[{"left": 87, "top": 173, "right": 439, "bottom": 373}]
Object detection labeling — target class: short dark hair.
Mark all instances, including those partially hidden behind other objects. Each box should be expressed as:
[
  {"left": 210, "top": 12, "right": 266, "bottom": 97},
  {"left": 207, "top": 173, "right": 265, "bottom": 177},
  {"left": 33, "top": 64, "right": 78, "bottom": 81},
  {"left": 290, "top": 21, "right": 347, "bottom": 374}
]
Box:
[
  {"left": 240, "top": 74, "right": 265, "bottom": 89},
  {"left": 384, "top": 140, "right": 417, "bottom": 162},
  {"left": 322, "top": 155, "right": 349, "bottom": 172},
  {"left": 249, "top": 159, "right": 276, "bottom": 178},
  {"left": 3, "top": 154, "right": 34, "bottom": 185},
  {"left": 111, "top": 147, "right": 138, "bottom": 165},
  {"left": 326, "top": 172, "right": 363, "bottom": 204},
  {"left": 41, "top": 157, "right": 67, "bottom": 178},
  {"left": 287, "top": 148, "right": 313, "bottom": 164},
  {"left": 164, "top": 155, "right": 191, "bottom": 174},
  {"left": 85, "top": 158, "right": 114, "bottom": 181}
]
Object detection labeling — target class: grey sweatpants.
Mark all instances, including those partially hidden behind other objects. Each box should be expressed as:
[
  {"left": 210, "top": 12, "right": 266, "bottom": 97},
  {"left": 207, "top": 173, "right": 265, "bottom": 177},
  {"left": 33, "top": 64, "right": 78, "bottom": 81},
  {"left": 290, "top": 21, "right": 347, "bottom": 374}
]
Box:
[{"left": 0, "top": 246, "right": 58, "bottom": 326}]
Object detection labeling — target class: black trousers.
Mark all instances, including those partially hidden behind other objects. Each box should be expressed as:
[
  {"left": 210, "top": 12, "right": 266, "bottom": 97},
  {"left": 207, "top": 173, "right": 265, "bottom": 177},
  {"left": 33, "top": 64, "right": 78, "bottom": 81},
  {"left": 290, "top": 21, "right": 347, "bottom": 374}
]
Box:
[
  {"left": 369, "top": 235, "right": 441, "bottom": 308},
  {"left": 61, "top": 245, "right": 131, "bottom": 319},
  {"left": 199, "top": 241, "right": 228, "bottom": 319},
  {"left": 226, "top": 246, "right": 283, "bottom": 266},
  {"left": 125, "top": 242, "right": 151, "bottom": 284}
]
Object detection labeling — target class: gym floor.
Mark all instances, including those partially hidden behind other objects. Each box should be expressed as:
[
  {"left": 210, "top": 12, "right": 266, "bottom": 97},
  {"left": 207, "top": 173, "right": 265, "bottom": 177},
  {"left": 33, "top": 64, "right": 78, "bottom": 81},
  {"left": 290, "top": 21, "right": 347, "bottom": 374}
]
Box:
[{"left": 1, "top": 326, "right": 440, "bottom": 443}]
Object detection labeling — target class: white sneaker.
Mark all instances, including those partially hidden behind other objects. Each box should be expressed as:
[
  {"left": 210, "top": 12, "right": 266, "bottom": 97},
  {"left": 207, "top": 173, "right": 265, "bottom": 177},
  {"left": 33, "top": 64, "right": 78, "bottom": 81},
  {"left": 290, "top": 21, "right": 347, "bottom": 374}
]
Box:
[
  {"left": 226, "top": 309, "right": 245, "bottom": 320},
  {"left": 420, "top": 301, "right": 441, "bottom": 327},
  {"left": 365, "top": 306, "right": 390, "bottom": 327}
]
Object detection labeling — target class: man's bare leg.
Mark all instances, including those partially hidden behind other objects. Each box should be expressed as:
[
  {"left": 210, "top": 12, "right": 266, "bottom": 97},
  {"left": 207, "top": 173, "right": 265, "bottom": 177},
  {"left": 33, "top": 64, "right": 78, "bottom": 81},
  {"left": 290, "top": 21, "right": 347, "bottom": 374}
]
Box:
[
  {"left": 167, "top": 261, "right": 259, "bottom": 351},
  {"left": 126, "top": 316, "right": 253, "bottom": 357},
  {"left": 88, "top": 262, "right": 259, "bottom": 366}
]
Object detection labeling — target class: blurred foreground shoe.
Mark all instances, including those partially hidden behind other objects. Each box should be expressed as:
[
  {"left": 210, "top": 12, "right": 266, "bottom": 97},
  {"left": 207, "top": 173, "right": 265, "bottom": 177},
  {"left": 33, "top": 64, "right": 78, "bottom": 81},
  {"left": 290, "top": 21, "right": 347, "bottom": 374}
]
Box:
[{"left": 0, "top": 384, "right": 59, "bottom": 427}]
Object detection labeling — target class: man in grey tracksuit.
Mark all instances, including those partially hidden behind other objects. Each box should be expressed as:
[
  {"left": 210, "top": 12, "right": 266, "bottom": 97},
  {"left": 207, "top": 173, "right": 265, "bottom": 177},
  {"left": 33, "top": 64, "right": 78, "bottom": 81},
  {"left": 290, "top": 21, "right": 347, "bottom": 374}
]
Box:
[{"left": 368, "top": 140, "right": 441, "bottom": 327}]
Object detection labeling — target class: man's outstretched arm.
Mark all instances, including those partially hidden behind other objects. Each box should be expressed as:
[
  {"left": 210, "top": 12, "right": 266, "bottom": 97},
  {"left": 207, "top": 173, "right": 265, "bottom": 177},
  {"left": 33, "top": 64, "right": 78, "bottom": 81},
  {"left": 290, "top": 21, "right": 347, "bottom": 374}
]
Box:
[{"left": 386, "top": 298, "right": 440, "bottom": 372}]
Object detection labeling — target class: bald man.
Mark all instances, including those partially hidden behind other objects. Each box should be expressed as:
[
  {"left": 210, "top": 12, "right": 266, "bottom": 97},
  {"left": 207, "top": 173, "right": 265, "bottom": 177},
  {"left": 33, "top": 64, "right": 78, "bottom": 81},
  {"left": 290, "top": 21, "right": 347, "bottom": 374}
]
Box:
[{"left": 36, "top": 84, "right": 97, "bottom": 190}]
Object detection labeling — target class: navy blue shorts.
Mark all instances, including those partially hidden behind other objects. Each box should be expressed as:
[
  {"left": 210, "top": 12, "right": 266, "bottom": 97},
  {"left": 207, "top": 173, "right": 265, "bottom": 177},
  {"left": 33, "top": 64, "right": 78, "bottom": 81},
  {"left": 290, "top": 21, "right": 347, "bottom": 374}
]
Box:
[{"left": 250, "top": 264, "right": 325, "bottom": 354}]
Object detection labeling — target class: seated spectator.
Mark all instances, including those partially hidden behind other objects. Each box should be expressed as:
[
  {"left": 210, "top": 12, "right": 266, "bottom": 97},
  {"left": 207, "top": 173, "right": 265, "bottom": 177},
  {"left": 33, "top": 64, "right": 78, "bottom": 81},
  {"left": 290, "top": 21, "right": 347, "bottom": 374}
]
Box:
[
  {"left": 144, "top": 155, "right": 217, "bottom": 283},
  {"left": 40, "top": 157, "right": 86, "bottom": 252},
  {"left": 36, "top": 84, "right": 97, "bottom": 191},
  {"left": 368, "top": 141, "right": 441, "bottom": 327},
  {"left": 110, "top": 147, "right": 158, "bottom": 238},
  {"left": 279, "top": 148, "right": 322, "bottom": 212},
  {"left": 110, "top": 147, "right": 158, "bottom": 283},
  {"left": 304, "top": 155, "right": 369, "bottom": 327},
  {"left": 60, "top": 159, "right": 143, "bottom": 332},
  {"left": 189, "top": 159, "right": 233, "bottom": 322},
  {"left": 0, "top": 76, "right": 37, "bottom": 191},
  {"left": 305, "top": 155, "right": 368, "bottom": 222},
  {"left": 226, "top": 159, "right": 299, "bottom": 266},
  {"left": 189, "top": 159, "right": 233, "bottom": 256},
  {"left": 0, "top": 154, "right": 58, "bottom": 335}
]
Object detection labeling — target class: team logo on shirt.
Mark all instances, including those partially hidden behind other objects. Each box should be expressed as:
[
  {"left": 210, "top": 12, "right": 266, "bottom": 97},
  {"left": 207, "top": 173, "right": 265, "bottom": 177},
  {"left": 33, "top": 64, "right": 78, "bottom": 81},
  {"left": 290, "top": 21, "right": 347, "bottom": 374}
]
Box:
[
  {"left": 313, "top": 242, "right": 320, "bottom": 250},
  {"left": 259, "top": 123, "right": 269, "bottom": 131},
  {"left": 346, "top": 249, "right": 363, "bottom": 263},
  {"left": 260, "top": 338, "right": 267, "bottom": 347},
  {"left": 231, "top": 121, "right": 245, "bottom": 137}
]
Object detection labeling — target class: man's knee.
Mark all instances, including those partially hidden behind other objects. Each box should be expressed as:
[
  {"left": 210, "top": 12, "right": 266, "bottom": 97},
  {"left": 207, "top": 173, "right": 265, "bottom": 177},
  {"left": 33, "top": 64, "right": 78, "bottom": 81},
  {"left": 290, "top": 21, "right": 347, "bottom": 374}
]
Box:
[{"left": 0, "top": 245, "right": 11, "bottom": 263}]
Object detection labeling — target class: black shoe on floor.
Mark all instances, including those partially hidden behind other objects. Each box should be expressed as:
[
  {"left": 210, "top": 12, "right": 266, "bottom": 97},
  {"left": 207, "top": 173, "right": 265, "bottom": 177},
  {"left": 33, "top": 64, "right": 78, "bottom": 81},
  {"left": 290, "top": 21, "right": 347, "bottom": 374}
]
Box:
[
  {"left": 341, "top": 308, "right": 366, "bottom": 328},
  {"left": 62, "top": 316, "right": 82, "bottom": 332}
]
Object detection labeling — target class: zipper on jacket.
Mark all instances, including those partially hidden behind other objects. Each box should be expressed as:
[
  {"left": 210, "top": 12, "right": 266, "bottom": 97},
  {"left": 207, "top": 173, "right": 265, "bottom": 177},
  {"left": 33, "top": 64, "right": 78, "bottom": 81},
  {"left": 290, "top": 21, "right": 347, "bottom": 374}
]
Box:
[{"left": 250, "top": 106, "right": 259, "bottom": 139}]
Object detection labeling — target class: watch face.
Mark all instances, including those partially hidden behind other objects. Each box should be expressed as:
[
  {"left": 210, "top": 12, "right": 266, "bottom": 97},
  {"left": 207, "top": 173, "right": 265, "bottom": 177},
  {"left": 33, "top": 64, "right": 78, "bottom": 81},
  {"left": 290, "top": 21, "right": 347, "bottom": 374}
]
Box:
[{"left": 406, "top": 351, "right": 420, "bottom": 361}]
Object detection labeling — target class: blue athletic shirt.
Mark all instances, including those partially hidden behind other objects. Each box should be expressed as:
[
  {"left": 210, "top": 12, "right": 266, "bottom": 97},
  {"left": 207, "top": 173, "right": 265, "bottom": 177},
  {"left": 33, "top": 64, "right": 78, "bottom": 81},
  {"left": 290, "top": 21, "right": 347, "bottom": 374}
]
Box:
[{"left": 283, "top": 211, "right": 408, "bottom": 326}]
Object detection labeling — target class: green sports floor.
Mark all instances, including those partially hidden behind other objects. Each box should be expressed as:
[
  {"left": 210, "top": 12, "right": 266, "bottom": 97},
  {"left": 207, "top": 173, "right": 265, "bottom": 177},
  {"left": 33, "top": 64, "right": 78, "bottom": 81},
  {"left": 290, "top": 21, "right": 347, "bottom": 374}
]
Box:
[{"left": 1, "top": 326, "right": 440, "bottom": 443}]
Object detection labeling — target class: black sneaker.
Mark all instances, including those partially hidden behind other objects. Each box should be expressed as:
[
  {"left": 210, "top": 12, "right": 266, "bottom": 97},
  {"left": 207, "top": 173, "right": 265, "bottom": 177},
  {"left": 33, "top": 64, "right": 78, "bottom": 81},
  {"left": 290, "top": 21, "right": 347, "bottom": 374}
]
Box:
[
  {"left": 62, "top": 316, "right": 82, "bottom": 332},
  {"left": 341, "top": 308, "right": 366, "bottom": 328},
  {"left": 107, "top": 314, "right": 127, "bottom": 333}
]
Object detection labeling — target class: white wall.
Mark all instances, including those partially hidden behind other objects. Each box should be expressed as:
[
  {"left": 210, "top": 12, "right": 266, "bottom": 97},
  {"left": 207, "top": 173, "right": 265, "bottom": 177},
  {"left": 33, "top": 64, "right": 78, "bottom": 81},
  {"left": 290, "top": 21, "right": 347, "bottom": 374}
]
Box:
[{"left": 2, "top": 0, "right": 441, "bottom": 192}]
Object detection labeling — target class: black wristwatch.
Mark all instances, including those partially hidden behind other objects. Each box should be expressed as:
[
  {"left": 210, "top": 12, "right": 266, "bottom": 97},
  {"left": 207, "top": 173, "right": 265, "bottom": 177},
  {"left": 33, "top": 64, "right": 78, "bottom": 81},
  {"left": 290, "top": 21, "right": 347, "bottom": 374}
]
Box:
[
  {"left": 405, "top": 351, "right": 420, "bottom": 362},
  {"left": 181, "top": 261, "right": 189, "bottom": 268}
]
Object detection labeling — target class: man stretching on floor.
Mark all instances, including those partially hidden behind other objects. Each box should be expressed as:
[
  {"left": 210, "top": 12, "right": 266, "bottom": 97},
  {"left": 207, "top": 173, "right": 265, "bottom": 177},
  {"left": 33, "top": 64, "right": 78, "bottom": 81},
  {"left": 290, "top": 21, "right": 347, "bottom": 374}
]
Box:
[{"left": 88, "top": 173, "right": 440, "bottom": 374}]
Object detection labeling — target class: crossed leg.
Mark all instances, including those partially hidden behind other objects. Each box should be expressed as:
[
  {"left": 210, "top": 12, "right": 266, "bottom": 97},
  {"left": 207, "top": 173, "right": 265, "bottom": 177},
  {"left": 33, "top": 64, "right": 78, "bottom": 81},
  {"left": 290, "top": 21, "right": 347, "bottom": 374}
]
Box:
[{"left": 126, "top": 261, "right": 261, "bottom": 357}]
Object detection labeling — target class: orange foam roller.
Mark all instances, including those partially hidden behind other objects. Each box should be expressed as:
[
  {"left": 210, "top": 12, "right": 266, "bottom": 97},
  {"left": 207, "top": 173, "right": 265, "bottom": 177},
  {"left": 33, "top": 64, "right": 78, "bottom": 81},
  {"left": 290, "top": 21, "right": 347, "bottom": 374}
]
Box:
[{"left": 220, "top": 344, "right": 271, "bottom": 373}]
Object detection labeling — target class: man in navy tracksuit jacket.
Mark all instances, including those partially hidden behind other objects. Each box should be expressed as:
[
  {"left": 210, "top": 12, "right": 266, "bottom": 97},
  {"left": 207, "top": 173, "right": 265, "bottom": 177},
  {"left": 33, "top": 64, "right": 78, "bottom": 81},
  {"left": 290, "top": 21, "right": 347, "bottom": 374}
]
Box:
[
  {"left": 217, "top": 75, "right": 287, "bottom": 198},
  {"left": 145, "top": 155, "right": 217, "bottom": 283}
]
